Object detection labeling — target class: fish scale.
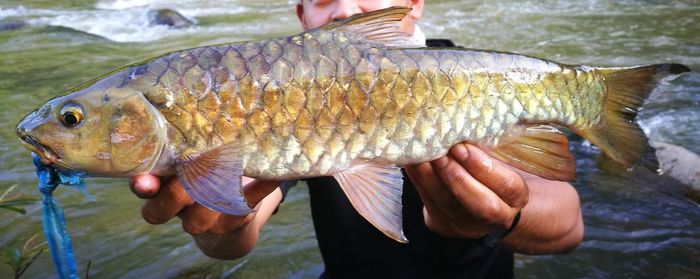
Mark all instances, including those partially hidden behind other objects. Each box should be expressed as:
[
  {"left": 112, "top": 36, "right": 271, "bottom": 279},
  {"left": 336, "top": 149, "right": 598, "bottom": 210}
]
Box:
[{"left": 131, "top": 27, "right": 604, "bottom": 180}]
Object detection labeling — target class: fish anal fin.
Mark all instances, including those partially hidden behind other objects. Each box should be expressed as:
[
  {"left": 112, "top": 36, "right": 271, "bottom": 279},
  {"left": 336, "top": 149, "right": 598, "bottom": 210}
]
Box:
[
  {"left": 175, "top": 144, "right": 252, "bottom": 215},
  {"left": 333, "top": 164, "right": 408, "bottom": 243},
  {"left": 483, "top": 124, "right": 576, "bottom": 181},
  {"left": 321, "top": 7, "right": 424, "bottom": 48}
]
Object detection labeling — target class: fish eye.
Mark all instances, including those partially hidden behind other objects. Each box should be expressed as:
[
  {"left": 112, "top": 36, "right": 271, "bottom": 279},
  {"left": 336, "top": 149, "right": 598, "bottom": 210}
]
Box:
[{"left": 59, "top": 104, "right": 83, "bottom": 127}]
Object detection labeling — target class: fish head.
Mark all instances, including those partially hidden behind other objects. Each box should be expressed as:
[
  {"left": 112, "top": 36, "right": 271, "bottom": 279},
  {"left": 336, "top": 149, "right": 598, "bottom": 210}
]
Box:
[{"left": 17, "top": 82, "right": 167, "bottom": 177}]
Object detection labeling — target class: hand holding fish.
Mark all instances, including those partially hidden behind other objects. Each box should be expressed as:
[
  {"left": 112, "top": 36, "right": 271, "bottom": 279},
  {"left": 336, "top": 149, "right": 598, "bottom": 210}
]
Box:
[
  {"left": 130, "top": 175, "right": 281, "bottom": 259},
  {"left": 406, "top": 143, "right": 527, "bottom": 239},
  {"left": 406, "top": 143, "right": 584, "bottom": 254}
]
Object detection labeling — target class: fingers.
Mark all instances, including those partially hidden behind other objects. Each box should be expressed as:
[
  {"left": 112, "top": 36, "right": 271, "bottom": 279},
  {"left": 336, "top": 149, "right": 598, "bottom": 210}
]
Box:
[
  {"left": 405, "top": 163, "right": 480, "bottom": 237},
  {"left": 141, "top": 177, "right": 194, "bottom": 224},
  {"left": 180, "top": 204, "right": 220, "bottom": 234},
  {"left": 405, "top": 162, "right": 451, "bottom": 212},
  {"left": 405, "top": 163, "right": 443, "bottom": 221},
  {"left": 179, "top": 180, "right": 274, "bottom": 235},
  {"left": 451, "top": 144, "right": 529, "bottom": 209},
  {"left": 130, "top": 174, "right": 161, "bottom": 199},
  {"left": 140, "top": 175, "right": 279, "bottom": 237},
  {"left": 180, "top": 205, "right": 254, "bottom": 235},
  {"left": 429, "top": 150, "right": 514, "bottom": 229},
  {"left": 405, "top": 162, "right": 465, "bottom": 220},
  {"left": 208, "top": 214, "right": 255, "bottom": 235}
]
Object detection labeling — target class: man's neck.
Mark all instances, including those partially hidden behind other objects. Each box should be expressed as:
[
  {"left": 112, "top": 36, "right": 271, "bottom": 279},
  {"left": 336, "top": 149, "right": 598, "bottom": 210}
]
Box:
[{"left": 411, "top": 25, "right": 427, "bottom": 46}]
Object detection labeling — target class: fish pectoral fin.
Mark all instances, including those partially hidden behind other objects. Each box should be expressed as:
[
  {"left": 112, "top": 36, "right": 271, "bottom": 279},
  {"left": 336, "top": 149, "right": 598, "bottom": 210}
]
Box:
[
  {"left": 333, "top": 164, "right": 408, "bottom": 243},
  {"left": 175, "top": 144, "right": 252, "bottom": 215},
  {"left": 482, "top": 124, "right": 576, "bottom": 181},
  {"left": 321, "top": 7, "right": 425, "bottom": 48}
]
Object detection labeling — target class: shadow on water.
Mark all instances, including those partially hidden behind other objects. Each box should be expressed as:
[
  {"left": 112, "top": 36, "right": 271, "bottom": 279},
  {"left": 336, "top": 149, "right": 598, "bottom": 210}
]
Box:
[{"left": 1, "top": 0, "right": 699, "bottom": 278}]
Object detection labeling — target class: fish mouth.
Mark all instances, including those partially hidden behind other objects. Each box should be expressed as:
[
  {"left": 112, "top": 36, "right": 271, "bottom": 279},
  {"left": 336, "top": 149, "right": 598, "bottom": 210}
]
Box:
[{"left": 19, "top": 135, "right": 61, "bottom": 165}]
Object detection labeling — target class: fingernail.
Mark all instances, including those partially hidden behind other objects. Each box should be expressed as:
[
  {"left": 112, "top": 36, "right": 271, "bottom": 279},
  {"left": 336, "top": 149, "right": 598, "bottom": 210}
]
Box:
[{"left": 450, "top": 143, "right": 469, "bottom": 161}]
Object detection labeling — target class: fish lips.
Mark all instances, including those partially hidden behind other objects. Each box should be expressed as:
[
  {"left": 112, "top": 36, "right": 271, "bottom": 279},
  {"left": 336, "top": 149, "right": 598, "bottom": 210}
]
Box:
[{"left": 18, "top": 134, "right": 61, "bottom": 165}]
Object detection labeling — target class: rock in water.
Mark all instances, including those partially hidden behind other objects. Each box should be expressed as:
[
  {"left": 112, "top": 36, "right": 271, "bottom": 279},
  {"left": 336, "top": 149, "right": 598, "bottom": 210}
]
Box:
[
  {"left": 655, "top": 142, "right": 700, "bottom": 202},
  {"left": 0, "top": 21, "right": 27, "bottom": 31},
  {"left": 148, "top": 9, "right": 193, "bottom": 28}
]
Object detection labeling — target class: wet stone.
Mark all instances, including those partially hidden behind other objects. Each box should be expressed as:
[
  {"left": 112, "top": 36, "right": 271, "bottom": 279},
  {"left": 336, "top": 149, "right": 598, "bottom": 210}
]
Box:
[
  {"left": 0, "top": 20, "right": 27, "bottom": 31},
  {"left": 148, "top": 9, "right": 194, "bottom": 28}
]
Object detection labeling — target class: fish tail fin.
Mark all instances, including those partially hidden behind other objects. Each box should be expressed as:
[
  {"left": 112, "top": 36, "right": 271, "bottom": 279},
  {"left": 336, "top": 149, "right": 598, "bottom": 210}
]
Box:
[{"left": 579, "top": 63, "right": 690, "bottom": 170}]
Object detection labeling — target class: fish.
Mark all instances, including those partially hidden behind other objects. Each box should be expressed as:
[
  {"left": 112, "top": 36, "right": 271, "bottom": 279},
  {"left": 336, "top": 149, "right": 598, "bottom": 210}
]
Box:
[{"left": 16, "top": 7, "right": 690, "bottom": 242}]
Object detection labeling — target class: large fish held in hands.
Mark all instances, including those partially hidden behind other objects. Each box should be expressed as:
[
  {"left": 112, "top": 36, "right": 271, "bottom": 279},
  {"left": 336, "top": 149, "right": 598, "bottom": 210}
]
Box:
[{"left": 16, "top": 7, "right": 690, "bottom": 242}]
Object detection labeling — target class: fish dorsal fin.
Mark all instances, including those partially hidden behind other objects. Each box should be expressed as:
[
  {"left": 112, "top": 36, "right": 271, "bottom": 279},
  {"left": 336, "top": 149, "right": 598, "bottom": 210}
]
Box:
[
  {"left": 482, "top": 124, "right": 576, "bottom": 181},
  {"left": 175, "top": 144, "right": 252, "bottom": 215},
  {"left": 333, "top": 164, "right": 408, "bottom": 243},
  {"left": 321, "top": 6, "right": 424, "bottom": 48}
]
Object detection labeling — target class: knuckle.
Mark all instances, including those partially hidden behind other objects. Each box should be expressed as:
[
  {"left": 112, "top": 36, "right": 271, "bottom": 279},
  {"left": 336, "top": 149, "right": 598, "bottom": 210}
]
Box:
[
  {"left": 513, "top": 189, "right": 529, "bottom": 209},
  {"left": 424, "top": 212, "right": 451, "bottom": 236},
  {"left": 425, "top": 218, "right": 454, "bottom": 237},
  {"left": 475, "top": 201, "right": 508, "bottom": 227},
  {"left": 198, "top": 232, "right": 257, "bottom": 260},
  {"left": 211, "top": 215, "right": 251, "bottom": 234},
  {"left": 499, "top": 174, "right": 528, "bottom": 206},
  {"left": 141, "top": 206, "right": 167, "bottom": 225},
  {"left": 444, "top": 171, "right": 470, "bottom": 188},
  {"left": 170, "top": 188, "right": 192, "bottom": 205},
  {"left": 497, "top": 175, "right": 517, "bottom": 197},
  {"left": 182, "top": 220, "right": 207, "bottom": 235}
]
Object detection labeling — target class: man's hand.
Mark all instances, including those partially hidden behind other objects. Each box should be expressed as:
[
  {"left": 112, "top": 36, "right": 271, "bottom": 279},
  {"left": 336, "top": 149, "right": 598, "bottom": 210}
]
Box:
[
  {"left": 405, "top": 143, "right": 526, "bottom": 239},
  {"left": 130, "top": 175, "right": 281, "bottom": 259},
  {"left": 406, "top": 143, "right": 584, "bottom": 254}
]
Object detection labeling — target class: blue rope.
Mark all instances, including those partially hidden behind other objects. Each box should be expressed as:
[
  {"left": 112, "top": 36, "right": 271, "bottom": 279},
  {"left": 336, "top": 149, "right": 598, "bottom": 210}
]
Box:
[{"left": 33, "top": 153, "right": 91, "bottom": 279}]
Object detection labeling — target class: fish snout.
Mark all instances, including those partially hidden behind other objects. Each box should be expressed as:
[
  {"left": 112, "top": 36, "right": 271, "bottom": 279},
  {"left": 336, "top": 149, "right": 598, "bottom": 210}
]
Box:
[
  {"left": 16, "top": 123, "right": 28, "bottom": 138},
  {"left": 16, "top": 106, "right": 61, "bottom": 163},
  {"left": 16, "top": 112, "right": 35, "bottom": 139},
  {"left": 16, "top": 104, "right": 51, "bottom": 136}
]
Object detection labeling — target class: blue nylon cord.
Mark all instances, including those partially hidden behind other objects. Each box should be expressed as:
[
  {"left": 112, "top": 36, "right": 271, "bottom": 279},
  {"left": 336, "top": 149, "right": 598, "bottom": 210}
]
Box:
[{"left": 33, "top": 153, "right": 91, "bottom": 279}]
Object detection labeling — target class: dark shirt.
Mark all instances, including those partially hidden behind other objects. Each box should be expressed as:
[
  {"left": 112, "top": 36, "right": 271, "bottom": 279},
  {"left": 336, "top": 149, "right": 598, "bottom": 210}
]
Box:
[{"left": 282, "top": 39, "right": 514, "bottom": 279}]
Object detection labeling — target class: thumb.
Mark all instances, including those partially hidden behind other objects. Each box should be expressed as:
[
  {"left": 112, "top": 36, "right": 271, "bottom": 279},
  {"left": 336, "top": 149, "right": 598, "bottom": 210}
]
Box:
[{"left": 130, "top": 174, "right": 161, "bottom": 199}]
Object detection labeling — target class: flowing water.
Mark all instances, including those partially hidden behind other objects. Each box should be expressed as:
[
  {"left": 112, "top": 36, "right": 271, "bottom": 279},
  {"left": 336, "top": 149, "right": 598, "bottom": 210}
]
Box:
[{"left": 1, "top": 0, "right": 699, "bottom": 278}]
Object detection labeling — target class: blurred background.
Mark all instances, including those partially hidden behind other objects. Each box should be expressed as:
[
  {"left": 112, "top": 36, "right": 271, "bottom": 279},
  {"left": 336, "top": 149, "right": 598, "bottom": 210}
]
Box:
[{"left": 0, "top": 0, "right": 699, "bottom": 278}]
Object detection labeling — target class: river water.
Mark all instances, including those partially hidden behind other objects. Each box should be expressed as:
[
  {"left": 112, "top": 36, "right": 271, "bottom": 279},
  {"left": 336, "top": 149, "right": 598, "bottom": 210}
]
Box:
[{"left": 0, "top": 0, "right": 699, "bottom": 278}]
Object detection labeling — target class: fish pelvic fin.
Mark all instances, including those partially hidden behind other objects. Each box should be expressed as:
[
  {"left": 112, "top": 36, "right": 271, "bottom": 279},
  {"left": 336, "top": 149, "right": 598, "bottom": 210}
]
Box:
[
  {"left": 321, "top": 6, "right": 425, "bottom": 48},
  {"left": 175, "top": 144, "right": 252, "bottom": 215},
  {"left": 333, "top": 164, "right": 408, "bottom": 243},
  {"left": 581, "top": 64, "right": 691, "bottom": 170},
  {"left": 483, "top": 124, "right": 576, "bottom": 181}
]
